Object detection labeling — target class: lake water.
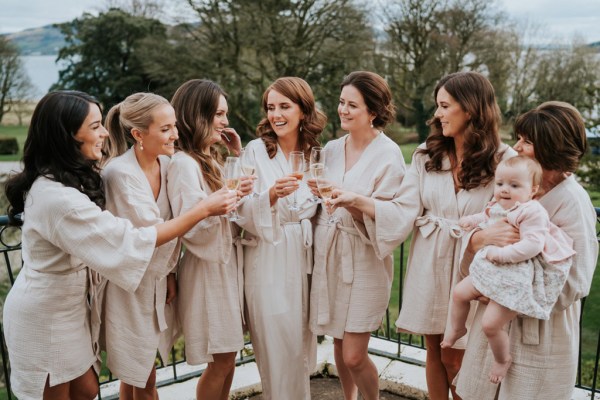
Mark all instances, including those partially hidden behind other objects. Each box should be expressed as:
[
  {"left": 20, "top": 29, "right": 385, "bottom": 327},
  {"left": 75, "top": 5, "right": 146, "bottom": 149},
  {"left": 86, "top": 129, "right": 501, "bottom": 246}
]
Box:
[{"left": 20, "top": 55, "right": 61, "bottom": 99}]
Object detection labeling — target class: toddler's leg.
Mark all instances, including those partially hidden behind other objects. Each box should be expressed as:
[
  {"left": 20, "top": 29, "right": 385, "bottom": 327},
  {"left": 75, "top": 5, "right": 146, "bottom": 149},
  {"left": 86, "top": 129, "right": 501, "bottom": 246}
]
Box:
[
  {"left": 481, "top": 301, "right": 517, "bottom": 384},
  {"left": 441, "top": 276, "right": 481, "bottom": 349}
]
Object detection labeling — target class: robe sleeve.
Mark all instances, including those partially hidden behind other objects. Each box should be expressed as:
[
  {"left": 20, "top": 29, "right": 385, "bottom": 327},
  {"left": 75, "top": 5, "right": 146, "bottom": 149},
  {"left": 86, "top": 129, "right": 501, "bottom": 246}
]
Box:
[
  {"left": 45, "top": 187, "right": 156, "bottom": 292},
  {"left": 486, "top": 202, "right": 547, "bottom": 264},
  {"left": 549, "top": 189, "right": 598, "bottom": 311},
  {"left": 167, "top": 153, "right": 231, "bottom": 263},
  {"left": 364, "top": 149, "right": 420, "bottom": 259}
]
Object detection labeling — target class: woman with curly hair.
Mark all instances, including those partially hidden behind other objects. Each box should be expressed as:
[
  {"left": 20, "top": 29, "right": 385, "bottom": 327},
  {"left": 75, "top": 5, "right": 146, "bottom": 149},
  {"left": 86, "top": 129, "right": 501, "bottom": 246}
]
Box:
[
  {"left": 307, "top": 71, "right": 406, "bottom": 400},
  {"left": 237, "top": 77, "right": 326, "bottom": 399},
  {"left": 2, "top": 90, "right": 236, "bottom": 400},
  {"left": 371, "top": 71, "right": 515, "bottom": 400}
]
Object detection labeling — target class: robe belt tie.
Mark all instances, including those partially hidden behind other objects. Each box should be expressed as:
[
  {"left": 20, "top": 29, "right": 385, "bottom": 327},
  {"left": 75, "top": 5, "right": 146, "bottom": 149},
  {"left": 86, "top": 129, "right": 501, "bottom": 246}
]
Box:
[
  {"left": 314, "top": 222, "right": 360, "bottom": 326},
  {"left": 415, "top": 214, "right": 463, "bottom": 260}
]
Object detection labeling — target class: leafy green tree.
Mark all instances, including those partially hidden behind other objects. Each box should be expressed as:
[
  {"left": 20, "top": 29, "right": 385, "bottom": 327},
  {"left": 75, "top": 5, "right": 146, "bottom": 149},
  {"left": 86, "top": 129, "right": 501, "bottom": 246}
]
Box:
[
  {"left": 52, "top": 8, "right": 169, "bottom": 108},
  {"left": 142, "top": 0, "right": 375, "bottom": 139}
]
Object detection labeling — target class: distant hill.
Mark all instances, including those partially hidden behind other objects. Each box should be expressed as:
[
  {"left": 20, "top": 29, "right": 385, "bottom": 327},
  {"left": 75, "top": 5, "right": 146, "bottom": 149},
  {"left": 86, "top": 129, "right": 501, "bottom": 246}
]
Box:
[{"left": 3, "top": 25, "right": 65, "bottom": 56}]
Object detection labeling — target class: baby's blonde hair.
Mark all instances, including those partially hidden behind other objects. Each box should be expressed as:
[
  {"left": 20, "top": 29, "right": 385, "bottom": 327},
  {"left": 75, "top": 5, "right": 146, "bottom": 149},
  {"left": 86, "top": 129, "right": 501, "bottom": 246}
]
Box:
[{"left": 499, "top": 155, "right": 543, "bottom": 187}]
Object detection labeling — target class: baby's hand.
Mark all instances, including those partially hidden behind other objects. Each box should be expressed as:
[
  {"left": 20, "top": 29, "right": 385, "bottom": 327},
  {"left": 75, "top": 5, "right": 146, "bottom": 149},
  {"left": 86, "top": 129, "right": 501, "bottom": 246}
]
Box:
[
  {"left": 459, "top": 217, "right": 475, "bottom": 231},
  {"left": 485, "top": 246, "right": 501, "bottom": 263}
]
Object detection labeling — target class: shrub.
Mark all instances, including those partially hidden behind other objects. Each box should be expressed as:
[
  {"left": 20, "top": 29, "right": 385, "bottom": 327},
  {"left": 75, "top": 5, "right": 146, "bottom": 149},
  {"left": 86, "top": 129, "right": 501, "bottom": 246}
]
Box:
[{"left": 0, "top": 137, "right": 18, "bottom": 155}]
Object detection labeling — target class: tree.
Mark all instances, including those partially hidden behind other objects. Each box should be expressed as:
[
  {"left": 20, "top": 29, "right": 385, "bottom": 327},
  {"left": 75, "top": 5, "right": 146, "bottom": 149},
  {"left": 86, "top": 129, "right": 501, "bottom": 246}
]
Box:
[
  {"left": 382, "top": 0, "right": 508, "bottom": 141},
  {"left": 0, "top": 37, "right": 32, "bottom": 124},
  {"left": 52, "top": 8, "right": 170, "bottom": 109},
  {"left": 141, "top": 0, "right": 375, "bottom": 139}
]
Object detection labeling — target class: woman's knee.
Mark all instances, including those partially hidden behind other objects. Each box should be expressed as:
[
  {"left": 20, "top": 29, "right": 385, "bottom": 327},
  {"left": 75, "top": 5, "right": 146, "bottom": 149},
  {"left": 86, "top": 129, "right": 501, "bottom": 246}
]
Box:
[
  {"left": 440, "top": 349, "right": 464, "bottom": 375},
  {"left": 208, "top": 354, "right": 236, "bottom": 376},
  {"left": 342, "top": 347, "right": 368, "bottom": 370},
  {"left": 71, "top": 377, "right": 99, "bottom": 400}
]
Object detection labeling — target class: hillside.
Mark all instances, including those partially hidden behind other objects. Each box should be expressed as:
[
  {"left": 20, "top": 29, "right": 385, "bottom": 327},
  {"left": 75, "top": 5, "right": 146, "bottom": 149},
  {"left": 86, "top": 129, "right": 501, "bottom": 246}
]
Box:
[{"left": 4, "top": 25, "right": 65, "bottom": 55}]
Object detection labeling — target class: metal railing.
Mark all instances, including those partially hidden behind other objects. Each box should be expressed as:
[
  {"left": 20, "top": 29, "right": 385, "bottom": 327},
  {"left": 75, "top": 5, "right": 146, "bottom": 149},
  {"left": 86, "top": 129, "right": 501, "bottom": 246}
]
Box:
[{"left": 0, "top": 211, "right": 599, "bottom": 399}]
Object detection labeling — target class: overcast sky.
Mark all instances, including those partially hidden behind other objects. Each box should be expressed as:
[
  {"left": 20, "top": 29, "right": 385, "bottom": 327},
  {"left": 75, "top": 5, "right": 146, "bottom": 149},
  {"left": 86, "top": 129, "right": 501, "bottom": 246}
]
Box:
[{"left": 1, "top": 0, "right": 599, "bottom": 43}]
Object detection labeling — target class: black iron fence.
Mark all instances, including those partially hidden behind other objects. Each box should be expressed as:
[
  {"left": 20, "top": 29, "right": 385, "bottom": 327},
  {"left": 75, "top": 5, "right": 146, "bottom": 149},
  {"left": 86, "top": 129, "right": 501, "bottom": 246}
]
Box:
[{"left": 0, "top": 211, "right": 598, "bottom": 399}]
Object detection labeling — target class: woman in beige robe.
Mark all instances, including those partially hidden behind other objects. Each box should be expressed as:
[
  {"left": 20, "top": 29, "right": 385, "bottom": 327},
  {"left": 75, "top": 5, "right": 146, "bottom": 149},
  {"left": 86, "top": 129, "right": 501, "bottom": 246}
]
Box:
[
  {"left": 237, "top": 77, "right": 326, "bottom": 399},
  {"left": 2, "top": 91, "right": 236, "bottom": 400},
  {"left": 357, "top": 72, "right": 514, "bottom": 400},
  {"left": 101, "top": 93, "right": 181, "bottom": 399},
  {"left": 308, "top": 71, "right": 406, "bottom": 400},
  {"left": 169, "top": 79, "right": 252, "bottom": 400},
  {"left": 455, "top": 101, "right": 598, "bottom": 399}
]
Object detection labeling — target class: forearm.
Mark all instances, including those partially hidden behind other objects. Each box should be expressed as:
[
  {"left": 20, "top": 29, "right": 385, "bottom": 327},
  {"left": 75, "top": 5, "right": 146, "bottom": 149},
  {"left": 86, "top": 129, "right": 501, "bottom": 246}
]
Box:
[
  {"left": 349, "top": 195, "right": 375, "bottom": 219},
  {"left": 155, "top": 204, "right": 210, "bottom": 247}
]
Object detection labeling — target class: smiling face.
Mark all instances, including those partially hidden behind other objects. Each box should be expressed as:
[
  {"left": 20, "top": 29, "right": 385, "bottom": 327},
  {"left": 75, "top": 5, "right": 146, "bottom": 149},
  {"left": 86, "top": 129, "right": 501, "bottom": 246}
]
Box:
[
  {"left": 74, "top": 103, "right": 108, "bottom": 161},
  {"left": 493, "top": 163, "right": 536, "bottom": 209},
  {"left": 434, "top": 86, "right": 471, "bottom": 139},
  {"left": 209, "top": 95, "right": 229, "bottom": 146},
  {"left": 266, "top": 89, "right": 303, "bottom": 139},
  {"left": 138, "top": 104, "right": 178, "bottom": 157},
  {"left": 338, "top": 84, "right": 374, "bottom": 132}
]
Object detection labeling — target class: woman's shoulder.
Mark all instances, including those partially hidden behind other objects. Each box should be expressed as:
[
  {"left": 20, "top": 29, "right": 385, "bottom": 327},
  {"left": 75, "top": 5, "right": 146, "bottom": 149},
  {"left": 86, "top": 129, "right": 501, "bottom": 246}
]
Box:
[
  {"left": 102, "top": 148, "right": 136, "bottom": 179},
  {"left": 169, "top": 150, "right": 197, "bottom": 167},
  {"left": 323, "top": 135, "right": 347, "bottom": 151},
  {"left": 29, "top": 177, "right": 95, "bottom": 216}
]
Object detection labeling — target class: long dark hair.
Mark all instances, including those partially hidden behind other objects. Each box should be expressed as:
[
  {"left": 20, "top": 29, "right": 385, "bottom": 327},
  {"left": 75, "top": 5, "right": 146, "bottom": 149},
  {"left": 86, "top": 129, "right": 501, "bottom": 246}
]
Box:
[
  {"left": 256, "top": 77, "right": 326, "bottom": 159},
  {"left": 419, "top": 71, "right": 502, "bottom": 190},
  {"left": 5, "top": 91, "right": 106, "bottom": 225}
]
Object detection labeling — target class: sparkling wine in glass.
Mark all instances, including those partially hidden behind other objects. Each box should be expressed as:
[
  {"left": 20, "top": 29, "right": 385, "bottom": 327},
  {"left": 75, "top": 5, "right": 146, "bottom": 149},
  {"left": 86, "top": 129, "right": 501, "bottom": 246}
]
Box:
[
  {"left": 224, "top": 156, "right": 244, "bottom": 222},
  {"left": 240, "top": 148, "right": 258, "bottom": 198},
  {"left": 308, "top": 147, "right": 324, "bottom": 203},
  {"left": 317, "top": 178, "right": 336, "bottom": 224},
  {"left": 288, "top": 151, "right": 305, "bottom": 211}
]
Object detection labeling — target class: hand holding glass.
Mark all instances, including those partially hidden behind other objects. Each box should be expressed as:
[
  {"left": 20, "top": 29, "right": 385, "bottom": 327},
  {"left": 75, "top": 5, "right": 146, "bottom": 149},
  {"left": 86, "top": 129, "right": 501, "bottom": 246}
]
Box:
[
  {"left": 224, "top": 157, "right": 244, "bottom": 222},
  {"left": 288, "top": 151, "right": 305, "bottom": 211}
]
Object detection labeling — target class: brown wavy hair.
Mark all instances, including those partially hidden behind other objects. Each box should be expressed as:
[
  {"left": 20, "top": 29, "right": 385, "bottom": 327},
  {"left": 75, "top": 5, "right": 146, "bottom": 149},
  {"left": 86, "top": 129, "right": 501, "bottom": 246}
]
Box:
[
  {"left": 339, "top": 71, "right": 396, "bottom": 129},
  {"left": 256, "top": 77, "right": 327, "bottom": 159},
  {"left": 419, "top": 71, "right": 502, "bottom": 190},
  {"left": 514, "top": 101, "right": 587, "bottom": 173},
  {"left": 171, "top": 79, "right": 226, "bottom": 192}
]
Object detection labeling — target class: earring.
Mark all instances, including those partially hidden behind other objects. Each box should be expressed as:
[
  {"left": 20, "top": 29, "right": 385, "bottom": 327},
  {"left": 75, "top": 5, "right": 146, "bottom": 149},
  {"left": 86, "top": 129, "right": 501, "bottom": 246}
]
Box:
[
  {"left": 139, "top": 141, "right": 144, "bottom": 151},
  {"left": 299, "top": 123, "right": 303, "bottom": 133},
  {"left": 370, "top": 120, "right": 374, "bottom": 128}
]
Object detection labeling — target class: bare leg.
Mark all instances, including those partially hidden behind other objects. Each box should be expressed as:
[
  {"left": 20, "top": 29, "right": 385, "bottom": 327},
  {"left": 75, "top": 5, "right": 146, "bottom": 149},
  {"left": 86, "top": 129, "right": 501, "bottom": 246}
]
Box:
[
  {"left": 424, "top": 335, "right": 464, "bottom": 400},
  {"left": 120, "top": 382, "right": 134, "bottom": 400},
  {"left": 441, "top": 277, "right": 480, "bottom": 349},
  {"left": 341, "top": 332, "right": 379, "bottom": 400},
  {"left": 69, "top": 367, "right": 99, "bottom": 400},
  {"left": 481, "top": 301, "right": 517, "bottom": 384},
  {"left": 131, "top": 366, "right": 159, "bottom": 400},
  {"left": 196, "top": 352, "right": 236, "bottom": 400},
  {"left": 334, "top": 337, "right": 358, "bottom": 400},
  {"left": 219, "top": 366, "right": 235, "bottom": 400},
  {"left": 43, "top": 375, "right": 70, "bottom": 400}
]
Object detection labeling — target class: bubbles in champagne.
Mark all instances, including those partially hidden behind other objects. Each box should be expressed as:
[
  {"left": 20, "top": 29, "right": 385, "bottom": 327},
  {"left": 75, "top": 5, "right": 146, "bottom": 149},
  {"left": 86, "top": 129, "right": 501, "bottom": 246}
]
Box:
[{"left": 310, "top": 163, "right": 325, "bottom": 179}]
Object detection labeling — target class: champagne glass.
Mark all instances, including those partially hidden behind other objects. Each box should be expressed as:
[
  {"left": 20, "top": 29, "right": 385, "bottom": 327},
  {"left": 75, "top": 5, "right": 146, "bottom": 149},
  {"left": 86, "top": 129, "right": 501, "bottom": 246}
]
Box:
[
  {"left": 240, "top": 148, "right": 258, "bottom": 198},
  {"left": 224, "top": 156, "right": 244, "bottom": 222},
  {"left": 288, "top": 151, "right": 305, "bottom": 211},
  {"left": 316, "top": 177, "right": 337, "bottom": 224},
  {"left": 308, "top": 147, "right": 324, "bottom": 203}
]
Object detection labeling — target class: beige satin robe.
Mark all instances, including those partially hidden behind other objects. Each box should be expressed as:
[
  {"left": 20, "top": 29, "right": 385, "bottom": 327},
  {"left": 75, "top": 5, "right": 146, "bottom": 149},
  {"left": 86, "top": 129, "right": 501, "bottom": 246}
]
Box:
[
  {"left": 167, "top": 151, "right": 244, "bottom": 364},
  {"left": 237, "top": 138, "right": 318, "bottom": 400},
  {"left": 101, "top": 149, "right": 180, "bottom": 387},
  {"left": 455, "top": 175, "right": 598, "bottom": 399},
  {"left": 3, "top": 177, "right": 156, "bottom": 400},
  {"left": 384, "top": 143, "right": 515, "bottom": 348},
  {"left": 309, "top": 133, "right": 406, "bottom": 338}
]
